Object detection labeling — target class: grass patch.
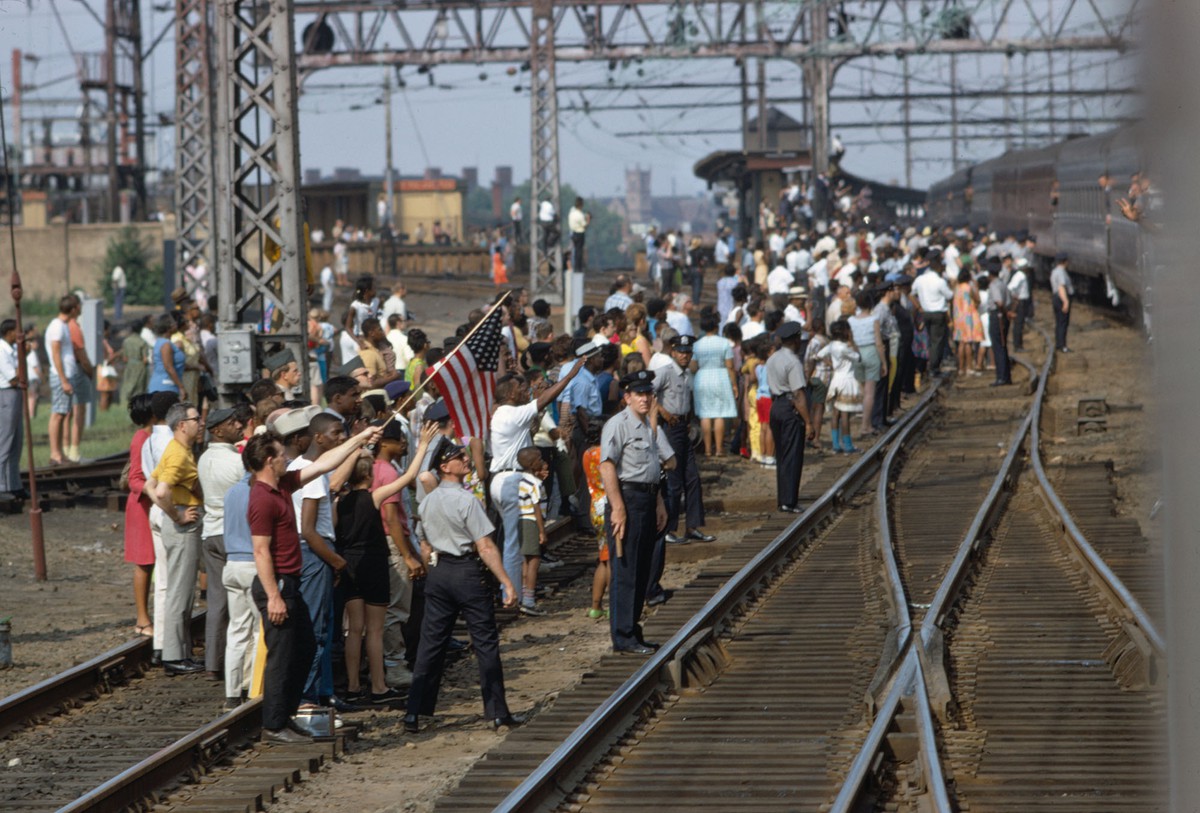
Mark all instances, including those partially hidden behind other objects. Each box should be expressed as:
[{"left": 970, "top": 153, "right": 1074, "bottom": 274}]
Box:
[{"left": 29, "top": 402, "right": 134, "bottom": 467}]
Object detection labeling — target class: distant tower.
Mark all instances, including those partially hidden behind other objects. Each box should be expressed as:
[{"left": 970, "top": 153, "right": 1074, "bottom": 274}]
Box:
[{"left": 625, "top": 166, "right": 651, "bottom": 226}]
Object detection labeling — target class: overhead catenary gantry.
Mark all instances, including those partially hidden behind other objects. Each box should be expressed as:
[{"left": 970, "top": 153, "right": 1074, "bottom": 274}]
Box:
[{"left": 198, "top": 0, "right": 1140, "bottom": 346}]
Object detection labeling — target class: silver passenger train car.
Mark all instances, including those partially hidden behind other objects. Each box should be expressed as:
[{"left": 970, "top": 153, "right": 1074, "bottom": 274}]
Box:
[{"left": 928, "top": 126, "right": 1144, "bottom": 305}]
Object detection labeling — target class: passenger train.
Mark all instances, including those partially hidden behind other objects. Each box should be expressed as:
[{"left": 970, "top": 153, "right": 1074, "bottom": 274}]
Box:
[{"left": 927, "top": 125, "right": 1148, "bottom": 307}]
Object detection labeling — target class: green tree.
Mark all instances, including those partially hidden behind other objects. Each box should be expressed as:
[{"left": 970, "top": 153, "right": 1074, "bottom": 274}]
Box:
[{"left": 99, "top": 226, "right": 162, "bottom": 307}]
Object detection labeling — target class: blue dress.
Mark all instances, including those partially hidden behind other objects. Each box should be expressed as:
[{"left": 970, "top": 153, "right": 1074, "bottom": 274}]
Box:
[
  {"left": 692, "top": 334, "right": 737, "bottom": 419},
  {"left": 149, "top": 337, "right": 185, "bottom": 393}
]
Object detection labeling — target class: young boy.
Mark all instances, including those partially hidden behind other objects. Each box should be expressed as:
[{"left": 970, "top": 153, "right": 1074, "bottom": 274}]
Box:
[{"left": 517, "top": 446, "right": 550, "bottom": 616}]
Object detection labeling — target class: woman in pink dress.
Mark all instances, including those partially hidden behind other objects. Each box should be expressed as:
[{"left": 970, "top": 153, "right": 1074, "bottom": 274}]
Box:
[
  {"left": 951, "top": 267, "right": 983, "bottom": 376},
  {"left": 124, "top": 393, "right": 156, "bottom": 636}
]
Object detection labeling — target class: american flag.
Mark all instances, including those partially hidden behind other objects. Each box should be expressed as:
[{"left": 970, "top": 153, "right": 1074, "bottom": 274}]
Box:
[{"left": 430, "top": 305, "right": 504, "bottom": 441}]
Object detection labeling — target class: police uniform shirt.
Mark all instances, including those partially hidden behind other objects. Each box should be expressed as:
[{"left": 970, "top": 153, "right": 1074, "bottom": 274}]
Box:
[
  {"left": 987, "top": 277, "right": 1013, "bottom": 312},
  {"left": 600, "top": 407, "right": 662, "bottom": 485},
  {"left": 765, "top": 346, "right": 807, "bottom": 397},
  {"left": 419, "top": 480, "right": 495, "bottom": 557},
  {"left": 653, "top": 359, "right": 692, "bottom": 416},
  {"left": 1049, "top": 264, "right": 1074, "bottom": 297}
]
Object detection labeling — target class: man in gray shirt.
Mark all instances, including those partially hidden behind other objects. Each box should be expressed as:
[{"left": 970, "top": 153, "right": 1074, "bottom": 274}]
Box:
[
  {"left": 600, "top": 370, "right": 669, "bottom": 654},
  {"left": 654, "top": 334, "right": 712, "bottom": 548},
  {"left": 1049, "top": 253, "right": 1074, "bottom": 352},
  {"left": 985, "top": 261, "right": 1014, "bottom": 386},
  {"left": 404, "top": 439, "right": 519, "bottom": 733},
  {"left": 766, "top": 322, "right": 815, "bottom": 512}
]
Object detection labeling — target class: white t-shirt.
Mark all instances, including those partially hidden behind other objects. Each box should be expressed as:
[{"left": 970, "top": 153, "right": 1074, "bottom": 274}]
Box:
[
  {"left": 912, "top": 269, "right": 953, "bottom": 313},
  {"left": 538, "top": 200, "right": 555, "bottom": 222},
  {"left": 338, "top": 331, "right": 361, "bottom": 366},
  {"left": 381, "top": 295, "right": 408, "bottom": 323},
  {"left": 287, "top": 457, "right": 334, "bottom": 540},
  {"left": 665, "top": 309, "right": 694, "bottom": 338},
  {"left": 111, "top": 266, "right": 127, "bottom": 290},
  {"left": 45, "top": 318, "right": 77, "bottom": 379},
  {"left": 807, "top": 258, "right": 830, "bottom": 290},
  {"left": 767, "top": 266, "right": 794, "bottom": 295},
  {"left": 510, "top": 201, "right": 522, "bottom": 221},
  {"left": 741, "top": 320, "right": 766, "bottom": 340},
  {"left": 349, "top": 300, "right": 374, "bottom": 335},
  {"left": 388, "top": 329, "right": 414, "bottom": 371},
  {"left": 489, "top": 400, "right": 540, "bottom": 472},
  {"left": 768, "top": 233, "right": 785, "bottom": 257}
]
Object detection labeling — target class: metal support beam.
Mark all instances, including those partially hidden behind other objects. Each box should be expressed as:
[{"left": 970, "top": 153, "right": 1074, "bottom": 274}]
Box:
[
  {"left": 175, "top": 0, "right": 217, "bottom": 276},
  {"left": 529, "top": 0, "right": 565, "bottom": 315},
  {"left": 213, "top": 0, "right": 309, "bottom": 396},
  {"left": 805, "top": 0, "right": 832, "bottom": 174}
]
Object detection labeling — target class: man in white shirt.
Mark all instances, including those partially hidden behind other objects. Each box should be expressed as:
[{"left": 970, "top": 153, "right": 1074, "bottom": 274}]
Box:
[
  {"left": 739, "top": 303, "right": 766, "bottom": 340},
  {"left": 197, "top": 407, "right": 248, "bottom": 680},
  {"left": 783, "top": 287, "right": 807, "bottom": 327},
  {"left": 320, "top": 265, "right": 335, "bottom": 312},
  {"left": 767, "top": 228, "right": 786, "bottom": 263},
  {"left": 567, "top": 197, "right": 590, "bottom": 274},
  {"left": 714, "top": 232, "right": 731, "bottom": 266},
  {"left": 911, "top": 264, "right": 953, "bottom": 372},
  {"left": 538, "top": 198, "right": 558, "bottom": 258},
  {"left": 111, "top": 265, "right": 127, "bottom": 321},
  {"left": 664, "top": 293, "right": 695, "bottom": 338},
  {"left": 1007, "top": 259, "right": 1032, "bottom": 351},
  {"left": 807, "top": 251, "right": 831, "bottom": 313},
  {"left": 510, "top": 197, "right": 524, "bottom": 243},
  {"left": 0, "top": 320, "right": 23, "bottom": 499},
  {"left": 386, "top": 314, "right": 414, "bottom": 372},
  {"left": 766, "top": 264, "right": 794, "bottom": 295},
  {"left": 381, "top": 281, "right": 409, "bottom": 323},
  {"left": 488, "top": 366, "right": 580, "bottom": 604},
  {"left": 45, "top": 295, "right": 82, "bottom": 465}
]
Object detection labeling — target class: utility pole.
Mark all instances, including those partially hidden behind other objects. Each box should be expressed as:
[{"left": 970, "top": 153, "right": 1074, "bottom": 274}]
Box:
[
  {"left": 805, "top": 0, "right": 832, "bottom": 174},
  {"left": 902, "top": 56, "right": 913, "bottom": 187},
  {"left": 756, "top": 58, "right": 767, "bottom": 150},
  {"left": 950, "top": 53, "right": 959, "bottom": 170},
  {"left": 384, "top": 72, "right": 395, "bottom": 233}
]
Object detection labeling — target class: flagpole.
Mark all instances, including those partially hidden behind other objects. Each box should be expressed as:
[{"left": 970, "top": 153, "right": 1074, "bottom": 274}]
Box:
[{"left": 377, "top": 289, "right": 513, "bottom": 431}]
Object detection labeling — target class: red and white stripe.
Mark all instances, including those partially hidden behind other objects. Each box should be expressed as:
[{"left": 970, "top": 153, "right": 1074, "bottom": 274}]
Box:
[{"left": 431, "top": 347, "right": 495, "bottom": 441}]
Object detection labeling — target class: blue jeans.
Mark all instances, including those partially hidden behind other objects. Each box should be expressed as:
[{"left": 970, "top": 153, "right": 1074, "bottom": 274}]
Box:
[
  {"left": 298, "top": 543, "right": 334, "bottom": 703},
  {"left": 488, "top": 472, "right": 524, "bottom": 603}
]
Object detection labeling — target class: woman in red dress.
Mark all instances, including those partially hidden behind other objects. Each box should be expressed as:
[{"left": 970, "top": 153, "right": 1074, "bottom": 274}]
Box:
[{"left": 124, "top": 393, "right": 156, "bottom": 636}]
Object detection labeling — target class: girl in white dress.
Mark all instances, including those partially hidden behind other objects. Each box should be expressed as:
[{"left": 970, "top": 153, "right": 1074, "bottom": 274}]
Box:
[{"left": 816, "top": 319, "right": 863, "bottom": 454}]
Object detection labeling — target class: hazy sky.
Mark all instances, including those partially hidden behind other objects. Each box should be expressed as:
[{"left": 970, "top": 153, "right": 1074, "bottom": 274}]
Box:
[{"left": 0, "top": 0, "right": 1138, "bottom": 201}]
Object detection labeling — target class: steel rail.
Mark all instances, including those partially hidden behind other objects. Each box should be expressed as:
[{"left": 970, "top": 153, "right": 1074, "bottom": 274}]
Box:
[
  {"left": 58, "top": 700, "right": 264, "bottom": 813},
  {"left": 1027, "top": 347, "right": 1166, "bottom": 655},
  {"left": 0, "top": 613, "right": 206, "bottom": 740},
  {"left": 493, "top": 380, "right": 943, "bottom": 813},
  {"left": 832, "top": 341, "right": 1052, "bottom": 813}
]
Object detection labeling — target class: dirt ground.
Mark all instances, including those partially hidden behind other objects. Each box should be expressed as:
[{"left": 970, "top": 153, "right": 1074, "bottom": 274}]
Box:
[{"left": 0, "top": 291, "right": 1159, "bottom": 813}]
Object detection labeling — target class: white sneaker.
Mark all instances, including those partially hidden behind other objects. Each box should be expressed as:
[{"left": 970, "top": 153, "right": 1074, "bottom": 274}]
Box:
[{"left": 761, "top": 456, "right": 777, "bottom": 468}]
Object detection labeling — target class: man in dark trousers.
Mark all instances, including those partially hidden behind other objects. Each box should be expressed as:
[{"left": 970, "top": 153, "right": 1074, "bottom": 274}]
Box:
[
  {"left": 599, "top": 370, "right": 670, "bottom": 654},
  {"left": 654, "top": 335, "right": 714, "bottom": 545},
  {"left": 765, "top": 322, "right": 815, "bottom": 513},
  {"left": 404, "top": 439, "right": 519, "bottom": 733},
  {"left": 245, "top": 424, "right": 380, "bottom": 744},
  {"left": 985, "top": 261, "right": 1014, "bottom": 387}
]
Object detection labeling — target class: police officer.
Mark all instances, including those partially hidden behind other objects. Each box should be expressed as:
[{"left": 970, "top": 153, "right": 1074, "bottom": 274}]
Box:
[
  {"left": 767, "top": 322, "right": 815, "bottom": 513},
  {"left": 654, "top": 335, "right": 714, "bottom": 545},
  {"left": 600, "top": 370, "right": 670, "bottom": 654},
  {"left": 404, "top": 438, "right": 521, "bottom": 733}
]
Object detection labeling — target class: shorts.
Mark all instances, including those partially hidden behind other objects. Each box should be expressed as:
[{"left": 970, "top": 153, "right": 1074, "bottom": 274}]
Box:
[
  {"left": 807, "top": 378, "right": 829, "bottom": 407},
  {"left": 49, "top": 372, "right": 90, "bottom": 415},
  {"left": 339, "top": 553, "right": 390, "bottom": 605},
  {"left": 756, "top": 396, "right": 772, "bottom": 424},
  {"left": 520, "top": 519, "right": 542, "bottom": 558}
]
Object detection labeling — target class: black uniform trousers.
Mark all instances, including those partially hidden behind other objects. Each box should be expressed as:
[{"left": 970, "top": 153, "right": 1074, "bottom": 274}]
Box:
[
  {"left": 571, "top": 232, "right": 586, "bottom": 273},
  {"left": 403, "top": 575, "right": 427, "bottom": 670},
  {"left": 1053, "top": 297, "right": 1071, "bottom": 351},
  {"left": 251, "top": 574, "right": 315, "bottom": 731},
  {"left": 607, "top": 486, "right": 658, "bottom": 650},
  {"left": 1012, "top": 298, "right": 1031, "bottom": 351},
  {"left": 663, "top": 419, "right": 704, "bottom": 533},
  {"left": 924, "top": 311, "right": 950, "bottom": 373},
  {"left": 406, "top": 555, "right": 509, "bottom": 720},
  {"left": 769, "top": 396, "right": 807, "bottom": 509},
  {"left": 989, "top": 311, "right": 1012, "bottom": 384}
]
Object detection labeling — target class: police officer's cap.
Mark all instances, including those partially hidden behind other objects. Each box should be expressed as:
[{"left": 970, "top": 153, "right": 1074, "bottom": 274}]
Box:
[
  {"left": 265, "top": 348, "right": 295, "bottom": 374},
  {"left": 424, "top": 399, "right": 451, "bottom": 423},
  {"left": 776, "top": 322, "right": 804, "bottom": 341},
  {"left": 384, "top": 379, "right": 411, "bottom": 401},
  {"left": 429, "top": 437, "right": 468, "bottom": 470},
  {"left": 668, "top": 334, "right": 695, "bottom": 352},
  {"left": 621, "top": 369, "right": 656, "bottom": 393},
  {"left": 338, "top": 355, "right": 366, "bottom": 376}
]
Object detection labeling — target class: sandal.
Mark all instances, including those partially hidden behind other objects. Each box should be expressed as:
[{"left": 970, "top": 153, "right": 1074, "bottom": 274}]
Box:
[{"left": 134, "top": 624, "right": 153, "bottom": 637}]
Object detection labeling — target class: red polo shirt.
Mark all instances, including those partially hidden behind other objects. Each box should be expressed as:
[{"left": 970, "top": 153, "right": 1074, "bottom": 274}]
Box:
[{"left": 247, "top": 471, "right": 304, "bottom": 575}]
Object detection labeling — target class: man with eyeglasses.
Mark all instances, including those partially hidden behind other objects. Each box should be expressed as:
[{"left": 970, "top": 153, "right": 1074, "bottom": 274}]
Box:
[{"left": 145, "top": 401, "right": 206, "bottom": 675}]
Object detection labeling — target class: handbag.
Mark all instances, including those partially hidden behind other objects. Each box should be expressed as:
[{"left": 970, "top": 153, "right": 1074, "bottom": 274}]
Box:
[{"left": 118, "top": 457, "right": 132, "bottom": 492}]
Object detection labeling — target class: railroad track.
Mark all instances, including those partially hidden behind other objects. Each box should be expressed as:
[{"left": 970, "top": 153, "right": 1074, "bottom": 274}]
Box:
[
  {"left": 0, "top": 517, "right": 591, "bottom": 813},
  {"left": 471, "top": 331, "right": 1163, "bottom": 812}
]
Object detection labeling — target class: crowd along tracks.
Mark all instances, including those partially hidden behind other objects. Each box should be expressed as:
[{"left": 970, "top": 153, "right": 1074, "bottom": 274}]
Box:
[{"left": 0, "top": 328, "right": 1164, "bottom": 812}]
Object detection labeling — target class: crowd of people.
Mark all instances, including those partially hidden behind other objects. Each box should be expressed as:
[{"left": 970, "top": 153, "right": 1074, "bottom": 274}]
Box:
[{"left": 6, "top": 191, "right": 1057, "bottom": 746}]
